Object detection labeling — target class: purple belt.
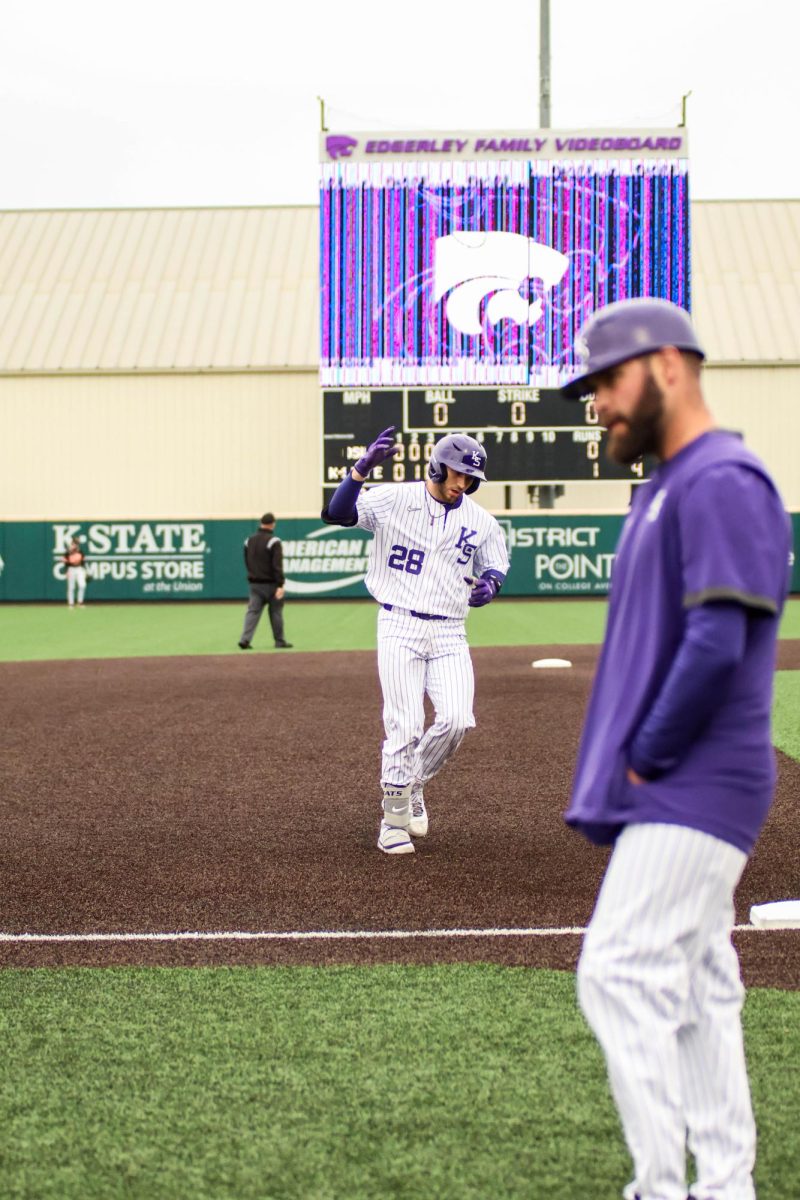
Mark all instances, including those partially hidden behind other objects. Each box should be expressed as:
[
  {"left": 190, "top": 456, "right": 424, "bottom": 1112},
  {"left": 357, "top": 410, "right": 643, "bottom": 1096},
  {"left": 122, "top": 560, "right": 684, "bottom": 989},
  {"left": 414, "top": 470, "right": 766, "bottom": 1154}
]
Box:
[{"left": 382, "top": 604, "right": 448, "bottom": 621}]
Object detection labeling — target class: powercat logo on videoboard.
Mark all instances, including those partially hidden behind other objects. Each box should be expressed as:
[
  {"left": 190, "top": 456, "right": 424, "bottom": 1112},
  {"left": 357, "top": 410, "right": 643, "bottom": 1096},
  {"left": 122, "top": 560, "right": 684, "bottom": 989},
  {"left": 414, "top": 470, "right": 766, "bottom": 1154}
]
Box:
[
  {"left": 434, "top": 232, "right": 568, "bottom": 336},
  {"left": 325, "top": 135, "right": 358, "bottom": 160}
]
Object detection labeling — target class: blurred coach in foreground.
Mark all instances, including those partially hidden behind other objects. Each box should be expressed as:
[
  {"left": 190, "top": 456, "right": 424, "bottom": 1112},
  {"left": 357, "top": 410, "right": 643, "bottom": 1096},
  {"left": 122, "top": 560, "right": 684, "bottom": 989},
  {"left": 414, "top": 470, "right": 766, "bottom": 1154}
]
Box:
[{"left": 562, "top": 298, "right": 791, "bottom": 1200}]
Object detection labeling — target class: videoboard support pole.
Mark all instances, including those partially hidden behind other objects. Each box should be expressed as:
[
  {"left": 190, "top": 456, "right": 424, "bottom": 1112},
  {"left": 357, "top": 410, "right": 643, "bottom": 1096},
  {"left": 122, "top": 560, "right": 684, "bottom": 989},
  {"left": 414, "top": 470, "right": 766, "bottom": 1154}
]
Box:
[
  {"left": 536, "top": 0, "right": 556, "bottom": 510},
  {"left": 539, "top": 0, "right": 551, "bottom": 129},
  {"left": 505, "top": 2, "right": 551, "bottom": 512}
]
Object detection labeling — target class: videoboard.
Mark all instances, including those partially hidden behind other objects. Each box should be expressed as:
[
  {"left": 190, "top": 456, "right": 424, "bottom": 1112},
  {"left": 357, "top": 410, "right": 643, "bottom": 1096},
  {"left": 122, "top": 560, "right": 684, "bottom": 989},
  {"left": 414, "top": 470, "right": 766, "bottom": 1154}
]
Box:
[
  {"left": 320, "top": 128, "right": 690, "bottom": 390},
  {"left": 322, "top": 387, "right": 647, "bottom": 487}
]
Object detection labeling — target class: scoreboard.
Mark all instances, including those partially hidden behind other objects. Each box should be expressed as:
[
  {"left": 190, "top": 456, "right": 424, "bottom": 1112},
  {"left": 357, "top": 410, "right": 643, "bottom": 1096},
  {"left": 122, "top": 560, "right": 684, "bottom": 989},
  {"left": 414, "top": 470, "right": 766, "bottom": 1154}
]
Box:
[{"left": 322, "top": 387, "right": 648, "bottom": 488}]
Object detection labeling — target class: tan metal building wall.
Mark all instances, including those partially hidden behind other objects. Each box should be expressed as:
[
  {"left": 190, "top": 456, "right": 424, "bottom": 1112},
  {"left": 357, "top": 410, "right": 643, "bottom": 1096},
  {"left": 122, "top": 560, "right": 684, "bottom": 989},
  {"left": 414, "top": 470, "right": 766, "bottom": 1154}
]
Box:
[
  {"left": 0, "top": 207, "right": 318, "bottom": 371},
  {"left": 702, "top": 367, "right": 800, "bottom": 509},
  {"left": 1, "top": 201, "right": 798, "bottom": 519},
  {"left": 5, "top": 363, "right": 795, "bottom": 519},
  {"left": 0, "top": 371, "right": 318, "bottom": 518}
]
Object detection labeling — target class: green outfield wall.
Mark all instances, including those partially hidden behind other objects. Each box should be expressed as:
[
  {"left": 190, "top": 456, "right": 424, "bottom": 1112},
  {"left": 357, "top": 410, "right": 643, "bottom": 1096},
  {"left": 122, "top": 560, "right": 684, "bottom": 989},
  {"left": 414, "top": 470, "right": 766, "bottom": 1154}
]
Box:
[{"left": 1, "top": 514, "right": 797, "bottom": 602}]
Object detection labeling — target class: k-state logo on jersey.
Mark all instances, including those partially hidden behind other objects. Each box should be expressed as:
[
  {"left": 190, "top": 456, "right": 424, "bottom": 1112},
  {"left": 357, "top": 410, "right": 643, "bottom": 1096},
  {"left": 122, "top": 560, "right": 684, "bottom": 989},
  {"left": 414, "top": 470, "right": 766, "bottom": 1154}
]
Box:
[
  {"left": 455, "top": 526, "right": 478, "bottom": 565},
  {"left": 646, "top": 488, "right": 668, "bottom": 523},
  {"left": 433, "top": 231, "right": 569, "bottom": 336}
]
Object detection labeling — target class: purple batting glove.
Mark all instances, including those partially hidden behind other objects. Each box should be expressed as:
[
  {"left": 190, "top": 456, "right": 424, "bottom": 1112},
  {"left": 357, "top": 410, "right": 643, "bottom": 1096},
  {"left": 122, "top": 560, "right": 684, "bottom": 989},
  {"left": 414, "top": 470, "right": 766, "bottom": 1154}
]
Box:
[
  {"left": 354, "top": 427, "right": 400, "bottom": 477},
  {"left": 464, "top": 575, "right": 497, "bottom": 608}
]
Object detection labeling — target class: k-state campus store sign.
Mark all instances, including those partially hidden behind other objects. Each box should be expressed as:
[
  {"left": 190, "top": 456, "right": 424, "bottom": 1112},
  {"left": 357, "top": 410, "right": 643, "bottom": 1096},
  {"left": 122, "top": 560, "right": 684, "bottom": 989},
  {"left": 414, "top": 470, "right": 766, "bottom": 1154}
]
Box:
[{"left": 0, "top": 515, "right": 797, "bottom": 601}]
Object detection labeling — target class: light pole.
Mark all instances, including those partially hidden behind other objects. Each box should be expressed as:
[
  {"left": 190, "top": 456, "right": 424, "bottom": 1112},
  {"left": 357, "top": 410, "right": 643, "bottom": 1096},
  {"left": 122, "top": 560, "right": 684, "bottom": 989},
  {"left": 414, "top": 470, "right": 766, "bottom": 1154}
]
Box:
[
  {"left": 540, "top": 0, "right": 551, "bottom": 127},
  {"left": 534, "top": 0, "right": 559, "bottom": 510}
]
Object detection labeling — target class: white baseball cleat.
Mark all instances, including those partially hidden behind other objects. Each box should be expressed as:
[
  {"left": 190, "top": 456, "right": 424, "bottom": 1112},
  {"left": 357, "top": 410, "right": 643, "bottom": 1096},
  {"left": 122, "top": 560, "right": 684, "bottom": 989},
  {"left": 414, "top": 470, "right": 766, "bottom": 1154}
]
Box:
[
  {"left": 377, "top": 821, "right": 415, "bottom": 855},
  {"left": 408, "top": 789, "right": 428, "bottom": 838}
]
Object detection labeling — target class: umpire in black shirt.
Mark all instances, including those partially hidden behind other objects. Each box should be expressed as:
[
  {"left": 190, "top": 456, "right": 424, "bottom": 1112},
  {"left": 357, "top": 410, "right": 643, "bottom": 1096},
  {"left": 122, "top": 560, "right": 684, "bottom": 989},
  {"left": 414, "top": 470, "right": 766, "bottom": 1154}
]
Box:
[{"left": 238, "top": 513, "right": 292, "bottom": 650}]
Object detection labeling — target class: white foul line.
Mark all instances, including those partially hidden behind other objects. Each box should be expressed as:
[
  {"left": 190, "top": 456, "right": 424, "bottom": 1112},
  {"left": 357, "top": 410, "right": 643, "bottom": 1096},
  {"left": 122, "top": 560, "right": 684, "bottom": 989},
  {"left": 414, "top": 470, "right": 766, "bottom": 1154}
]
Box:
[{"left": 0, "top": 924, "right": 765, "bottom": 944}]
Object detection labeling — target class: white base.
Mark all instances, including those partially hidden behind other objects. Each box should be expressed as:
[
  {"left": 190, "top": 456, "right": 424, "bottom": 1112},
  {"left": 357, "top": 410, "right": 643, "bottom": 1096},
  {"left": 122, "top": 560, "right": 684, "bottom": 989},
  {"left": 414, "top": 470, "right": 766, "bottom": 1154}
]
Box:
[
  {"left": 749, "top": 900, "right": 800, "bottom": 929},
  {"left": 531, "top": 658, "right": 572, "bottom": 669}
]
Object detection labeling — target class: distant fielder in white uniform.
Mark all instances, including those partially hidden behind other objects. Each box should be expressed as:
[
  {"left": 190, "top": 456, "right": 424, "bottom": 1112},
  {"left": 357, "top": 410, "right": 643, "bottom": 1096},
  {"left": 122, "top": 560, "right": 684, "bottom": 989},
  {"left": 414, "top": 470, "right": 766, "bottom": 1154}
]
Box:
[
  {"left": 323, "top": 428, "right": 509, "bottom": 854},
  {"left": 62, "top": 536, "right": 88, "bottom": 607}
]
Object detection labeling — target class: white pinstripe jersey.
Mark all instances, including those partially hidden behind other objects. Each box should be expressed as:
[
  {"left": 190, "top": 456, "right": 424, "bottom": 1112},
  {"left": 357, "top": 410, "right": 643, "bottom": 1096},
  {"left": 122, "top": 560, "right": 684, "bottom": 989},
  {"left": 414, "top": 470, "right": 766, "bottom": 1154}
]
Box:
[{"left": 355, "top": 481, "right": 510, "bottom": 618}]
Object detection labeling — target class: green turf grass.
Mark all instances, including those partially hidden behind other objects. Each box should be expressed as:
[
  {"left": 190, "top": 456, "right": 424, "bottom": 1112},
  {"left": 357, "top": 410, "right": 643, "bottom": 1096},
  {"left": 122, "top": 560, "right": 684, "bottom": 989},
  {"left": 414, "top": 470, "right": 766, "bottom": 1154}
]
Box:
[
  {"left": 1, "top": 965, "right": 797, "bottom": 1200},
  {"left": 0, "top": 598, "right": 612, "bottom": 662},
  {"left": 1, "top": 597, "right": 799, "bottom": 662},
  {"left": 774, "top": 671, "right": 800, "bottom": 762}
]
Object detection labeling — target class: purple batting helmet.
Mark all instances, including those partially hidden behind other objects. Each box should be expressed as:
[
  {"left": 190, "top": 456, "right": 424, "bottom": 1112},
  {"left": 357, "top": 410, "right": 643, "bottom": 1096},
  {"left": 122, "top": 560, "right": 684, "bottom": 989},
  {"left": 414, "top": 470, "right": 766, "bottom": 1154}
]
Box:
[
  {"left": 428, "top": 433, "right": 487, "bottom": 494},
  {"left": 562, "top": 298, "right": 705, "bottom": 400}
]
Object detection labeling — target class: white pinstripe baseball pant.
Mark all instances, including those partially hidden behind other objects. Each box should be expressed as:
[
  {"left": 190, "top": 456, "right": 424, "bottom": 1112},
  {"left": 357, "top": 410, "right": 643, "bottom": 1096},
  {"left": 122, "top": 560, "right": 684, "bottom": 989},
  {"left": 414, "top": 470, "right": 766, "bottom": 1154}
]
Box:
[
  {"left": 577, "top": 822, "right": 754, "bottom": 1200},
  {"left": 376, "top": 607, "right": 475, "bottom": 790}
]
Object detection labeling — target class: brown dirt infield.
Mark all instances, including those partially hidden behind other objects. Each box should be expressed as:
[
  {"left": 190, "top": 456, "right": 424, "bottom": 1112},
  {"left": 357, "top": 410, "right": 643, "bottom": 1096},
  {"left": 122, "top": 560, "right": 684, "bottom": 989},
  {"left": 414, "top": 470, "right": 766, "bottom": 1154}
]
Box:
[{"left": 2, "top": 644, "right": 799, "bottom": 985}]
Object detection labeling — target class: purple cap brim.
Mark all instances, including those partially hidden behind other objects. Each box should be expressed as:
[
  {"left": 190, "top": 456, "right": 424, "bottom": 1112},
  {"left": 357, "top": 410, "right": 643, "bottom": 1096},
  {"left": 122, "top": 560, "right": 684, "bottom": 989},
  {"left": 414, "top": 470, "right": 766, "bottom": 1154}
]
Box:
[{"left": 561, "top": 372, "right": 597, "bottom": 401}]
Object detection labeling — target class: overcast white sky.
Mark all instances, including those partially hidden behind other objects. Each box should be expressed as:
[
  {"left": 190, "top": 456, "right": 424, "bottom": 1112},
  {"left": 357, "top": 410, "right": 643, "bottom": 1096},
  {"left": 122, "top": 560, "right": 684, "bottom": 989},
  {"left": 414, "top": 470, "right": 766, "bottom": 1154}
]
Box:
[{"left": 3, "top": 0, "right": 798, "bottom": 210}]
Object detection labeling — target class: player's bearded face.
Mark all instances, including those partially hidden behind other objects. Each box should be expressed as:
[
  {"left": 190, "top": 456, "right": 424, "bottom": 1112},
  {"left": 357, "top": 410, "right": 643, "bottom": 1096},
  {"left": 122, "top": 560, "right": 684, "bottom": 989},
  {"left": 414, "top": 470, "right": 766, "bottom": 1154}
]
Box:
[{"left": 605, "top": 365, "right": 665, "bottom": 465}]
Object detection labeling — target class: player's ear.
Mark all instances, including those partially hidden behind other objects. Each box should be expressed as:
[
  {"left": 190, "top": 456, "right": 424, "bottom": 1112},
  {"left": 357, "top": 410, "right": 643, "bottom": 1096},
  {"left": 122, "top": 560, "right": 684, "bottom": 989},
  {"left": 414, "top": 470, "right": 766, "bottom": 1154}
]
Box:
[{"left": 650, "top": 346, "right": 681, "bottom": 392}]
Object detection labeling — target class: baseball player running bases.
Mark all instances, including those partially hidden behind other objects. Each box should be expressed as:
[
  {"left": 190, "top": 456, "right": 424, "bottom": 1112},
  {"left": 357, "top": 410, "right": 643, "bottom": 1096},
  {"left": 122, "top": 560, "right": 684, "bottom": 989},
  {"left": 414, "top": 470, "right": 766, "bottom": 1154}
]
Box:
[{"left": 323, "top": 430, "right": 509, "bottom": 853}]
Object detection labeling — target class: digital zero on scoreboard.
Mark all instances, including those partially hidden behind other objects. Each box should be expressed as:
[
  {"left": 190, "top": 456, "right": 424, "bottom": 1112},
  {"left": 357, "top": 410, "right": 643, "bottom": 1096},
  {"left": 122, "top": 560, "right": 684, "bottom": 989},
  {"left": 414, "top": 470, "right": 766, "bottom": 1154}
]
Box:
[{"left": 322, "top": 388, "right": 648, "bottom": 487}]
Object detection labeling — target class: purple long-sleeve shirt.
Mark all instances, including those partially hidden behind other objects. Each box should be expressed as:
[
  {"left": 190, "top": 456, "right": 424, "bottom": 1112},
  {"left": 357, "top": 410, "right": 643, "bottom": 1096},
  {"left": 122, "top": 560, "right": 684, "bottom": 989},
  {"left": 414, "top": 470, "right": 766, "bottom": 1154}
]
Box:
[{"left": 566, "top": 430, "right": 792, "bottom": 854}]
